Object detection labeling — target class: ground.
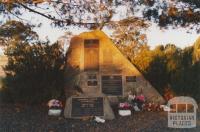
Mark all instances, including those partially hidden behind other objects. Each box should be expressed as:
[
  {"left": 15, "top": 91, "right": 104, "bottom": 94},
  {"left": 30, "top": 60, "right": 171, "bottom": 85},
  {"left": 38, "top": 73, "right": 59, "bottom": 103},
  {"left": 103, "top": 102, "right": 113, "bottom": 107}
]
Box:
[{"left": 0, "top": 104, "right": 199, "bottom": 132}]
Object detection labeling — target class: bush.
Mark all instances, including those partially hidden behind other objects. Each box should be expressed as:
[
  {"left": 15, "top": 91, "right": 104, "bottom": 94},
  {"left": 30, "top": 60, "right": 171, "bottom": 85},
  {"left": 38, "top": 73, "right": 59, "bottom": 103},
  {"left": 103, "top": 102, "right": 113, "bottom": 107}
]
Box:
[
  {"left": 0, "top": 21, "right": 66, "bottom": 104},
  {"left": 2, "top": 42, "right": 65, "bottom": 104}
]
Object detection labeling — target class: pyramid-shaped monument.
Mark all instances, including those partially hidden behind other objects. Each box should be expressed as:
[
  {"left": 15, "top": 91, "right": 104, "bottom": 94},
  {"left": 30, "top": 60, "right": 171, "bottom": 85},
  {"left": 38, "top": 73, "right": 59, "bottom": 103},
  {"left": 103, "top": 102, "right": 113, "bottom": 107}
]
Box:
[{"left": 65, "top": 30, "right": 165, "bottom": 104}]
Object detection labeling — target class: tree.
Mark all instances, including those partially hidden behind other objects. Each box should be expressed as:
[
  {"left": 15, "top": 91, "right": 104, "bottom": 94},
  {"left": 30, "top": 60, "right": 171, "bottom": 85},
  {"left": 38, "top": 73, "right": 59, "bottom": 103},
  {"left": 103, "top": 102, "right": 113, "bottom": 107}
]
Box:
[
  {"left": 133, "top": 44, "right": 169, "bottom": 94},
  {"left": 110, "top": 17, "right": 149, "bottom": 60},
  {"left": 0, "top": 20, "right": 38, "bottom": 46},
  {"left": 163, "top": 44, "right": 182, "bottom": 87},
  {"left": 142, "top": 0, "right": 200, "bottom": 32},
  {"left": 1, "top": 0, "right": 200, "bottom": 31},
  {"left": 0, "top": 0, "right": 114, "bottom": 29},
  {"left": 0, "top": 1, "right": 150, "bottom": 54},
  {"left": 132, "top": 44, "right": 152, "bottom": 74},
  {"left": 0, "top": 21, "right": 65, "bottom": 103}
]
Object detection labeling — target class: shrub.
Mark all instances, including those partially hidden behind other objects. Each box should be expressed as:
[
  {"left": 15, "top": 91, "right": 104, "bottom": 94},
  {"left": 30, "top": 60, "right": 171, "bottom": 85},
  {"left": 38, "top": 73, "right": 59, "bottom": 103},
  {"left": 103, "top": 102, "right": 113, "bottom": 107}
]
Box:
[
  {"left": 0, "top": 21, "right": 66, "bottom": 104},
  {"left": 2, "top": 42, "right": 65, "bottom": 104}
]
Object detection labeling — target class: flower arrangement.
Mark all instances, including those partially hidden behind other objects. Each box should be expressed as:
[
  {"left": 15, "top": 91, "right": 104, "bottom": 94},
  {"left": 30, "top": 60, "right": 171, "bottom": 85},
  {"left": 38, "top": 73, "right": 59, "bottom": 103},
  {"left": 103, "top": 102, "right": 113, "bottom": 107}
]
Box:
[
  {"left": 119, "top": 102, "right": 132, "bottom": 109},
  {"left": 48, "top": 99, "right": 63, "bottom": 109},
  {"left": 47, "top": 99, "right": 63, "bottom": 116}
]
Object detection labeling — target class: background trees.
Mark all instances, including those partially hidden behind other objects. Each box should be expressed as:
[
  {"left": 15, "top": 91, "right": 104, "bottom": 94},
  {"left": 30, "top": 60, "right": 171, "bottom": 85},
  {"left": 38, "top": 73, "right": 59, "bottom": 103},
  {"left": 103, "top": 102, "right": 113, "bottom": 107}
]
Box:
[
  {"left": 110, "top": 17, "right": 149, "bottom": 61},
  {"left": 130, "top": 41, "right": 200, "bottom": 101},
  {"left": 0, "top": 21, "right": 65, "bottom": 103}
]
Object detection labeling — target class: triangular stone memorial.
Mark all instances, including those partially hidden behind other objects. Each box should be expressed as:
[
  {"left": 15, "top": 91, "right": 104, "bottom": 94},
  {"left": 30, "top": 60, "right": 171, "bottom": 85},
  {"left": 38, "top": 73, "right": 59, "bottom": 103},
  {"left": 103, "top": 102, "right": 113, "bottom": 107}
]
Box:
[{"left": 64, "top": 30, "right": 165, "bottom": 104}]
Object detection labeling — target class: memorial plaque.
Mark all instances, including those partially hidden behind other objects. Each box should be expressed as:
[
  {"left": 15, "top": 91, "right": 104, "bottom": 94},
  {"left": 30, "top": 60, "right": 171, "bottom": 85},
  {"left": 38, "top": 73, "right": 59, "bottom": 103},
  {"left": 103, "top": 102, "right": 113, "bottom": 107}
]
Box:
[
  {"left": 101, "top": 75, "right": 122, "bottom": 95},
  {"left": 71, "top": 97, "right": 104, "bottom": 117},
  {"left": 84, "top": 39, "right": 99, "bottom": 48}
]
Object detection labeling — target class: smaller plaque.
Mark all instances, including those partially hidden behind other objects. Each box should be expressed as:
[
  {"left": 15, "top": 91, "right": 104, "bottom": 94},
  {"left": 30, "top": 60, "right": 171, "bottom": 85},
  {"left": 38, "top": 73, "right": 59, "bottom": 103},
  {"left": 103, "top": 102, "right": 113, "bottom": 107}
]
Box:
[{"left": 126, "top": 76, "right": 136, "bottom": 82}]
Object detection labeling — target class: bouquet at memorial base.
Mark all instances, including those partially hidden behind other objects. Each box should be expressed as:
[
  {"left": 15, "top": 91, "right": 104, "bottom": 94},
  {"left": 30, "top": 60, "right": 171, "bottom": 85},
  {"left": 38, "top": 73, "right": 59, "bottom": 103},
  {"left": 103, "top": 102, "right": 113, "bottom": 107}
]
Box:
[
  {"left": 47, "top": 99, "right": 63, "bottom": 116},
  {"left": 118, "top": 102, "right": 132, "bottom": 109},
  {"left": 118, "top": 102, "right": 132, "bottom": 116}
]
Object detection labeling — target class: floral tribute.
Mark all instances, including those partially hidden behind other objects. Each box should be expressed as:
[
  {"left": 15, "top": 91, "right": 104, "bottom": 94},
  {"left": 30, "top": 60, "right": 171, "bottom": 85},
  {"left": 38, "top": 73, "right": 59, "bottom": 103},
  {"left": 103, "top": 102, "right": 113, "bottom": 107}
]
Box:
[{"left": 47, "top": 99, "right": 63, "bottom": 109}]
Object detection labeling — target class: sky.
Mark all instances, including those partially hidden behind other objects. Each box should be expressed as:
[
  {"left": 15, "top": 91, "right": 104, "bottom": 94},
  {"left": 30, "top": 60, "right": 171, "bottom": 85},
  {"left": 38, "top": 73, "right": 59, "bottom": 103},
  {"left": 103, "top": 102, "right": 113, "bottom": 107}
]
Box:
[
  {"left": 146, "top": 23, "right": 199, "bottom": 48},
  {"left": 32, "top": 22, "right": 200, "bottom": 49}
]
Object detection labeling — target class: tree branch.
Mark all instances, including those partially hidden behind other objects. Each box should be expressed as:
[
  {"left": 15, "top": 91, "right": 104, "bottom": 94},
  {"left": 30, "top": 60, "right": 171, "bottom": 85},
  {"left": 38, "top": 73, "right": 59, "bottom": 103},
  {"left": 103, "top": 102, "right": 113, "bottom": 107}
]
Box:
[
  {"left": 16, "top": 2, "right": 102, "bottom": 27},
  {"left": 17, "top": 2, "right": 60, "bottom": 22}
]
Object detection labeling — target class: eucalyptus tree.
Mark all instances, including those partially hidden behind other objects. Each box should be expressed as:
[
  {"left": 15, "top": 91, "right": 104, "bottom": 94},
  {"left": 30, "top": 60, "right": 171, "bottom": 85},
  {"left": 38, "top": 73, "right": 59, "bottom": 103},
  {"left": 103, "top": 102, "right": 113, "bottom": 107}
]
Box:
[{"left": 1, "top": 0, "right": 200, "bottom": 32}]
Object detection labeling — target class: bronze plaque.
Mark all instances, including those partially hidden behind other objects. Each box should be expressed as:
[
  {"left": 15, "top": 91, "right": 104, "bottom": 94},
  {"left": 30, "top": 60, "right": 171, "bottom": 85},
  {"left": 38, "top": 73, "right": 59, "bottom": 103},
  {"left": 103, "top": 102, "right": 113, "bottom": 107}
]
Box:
[
  {"left": 84, "top": 39, "right": 99, "bottom": 48},
  {"left": 71, "top": 97, "right": 104, "bottom": 117},
  {"left": 101, "top": 75, "right": 122, "bottom": 95}
]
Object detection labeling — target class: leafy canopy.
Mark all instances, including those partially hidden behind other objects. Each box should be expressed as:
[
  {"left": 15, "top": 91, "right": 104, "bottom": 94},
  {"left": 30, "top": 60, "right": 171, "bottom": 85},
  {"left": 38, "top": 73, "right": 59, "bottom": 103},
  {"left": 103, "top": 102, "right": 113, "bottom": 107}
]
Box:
[{"left": 1, "top": 0, "right": 200, "bottom": 31}]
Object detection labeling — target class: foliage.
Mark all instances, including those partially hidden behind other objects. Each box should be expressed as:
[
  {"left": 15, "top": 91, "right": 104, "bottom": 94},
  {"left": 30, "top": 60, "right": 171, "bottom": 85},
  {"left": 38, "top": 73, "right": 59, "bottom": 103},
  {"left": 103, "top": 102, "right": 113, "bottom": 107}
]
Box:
[
  {"left": 1, "top": 0, "right": 200, "bottom": 31},
  {"left": 110, "top": 17, "right": 149, "bottom": 60},
  {"left": 122, "top": 41, "right": 200, "bottom": 102},
  {"left": 0, "top": 0, "right": 114, "bottom": 29},
  {"left": 113, "top": 22, "right": 200, "bottom": 102},
  {"left": 0, "top": 21, "right": 65, "bottom": 103},
  {"left": 110, "top": 17, "right": 200, "bottom": 101},
  {"left": 0, "top": 20, "right": 38, "bottom": 46},
  {"left": 142, "top": 0, "right": 200, "bottom": 32}
]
